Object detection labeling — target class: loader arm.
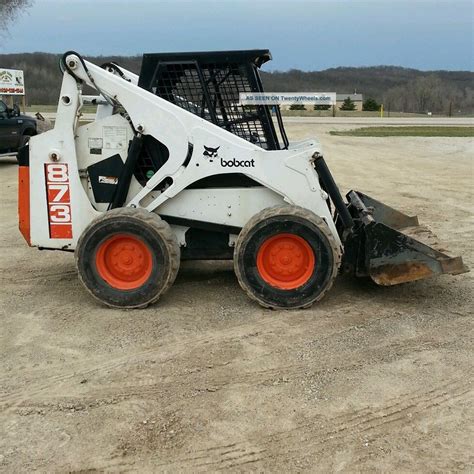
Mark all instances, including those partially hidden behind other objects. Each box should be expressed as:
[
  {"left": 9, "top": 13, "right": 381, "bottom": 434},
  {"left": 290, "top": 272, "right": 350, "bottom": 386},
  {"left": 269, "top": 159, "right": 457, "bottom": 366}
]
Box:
[{"left": 62, "top": 53, "right": 339, "bottom": 235}]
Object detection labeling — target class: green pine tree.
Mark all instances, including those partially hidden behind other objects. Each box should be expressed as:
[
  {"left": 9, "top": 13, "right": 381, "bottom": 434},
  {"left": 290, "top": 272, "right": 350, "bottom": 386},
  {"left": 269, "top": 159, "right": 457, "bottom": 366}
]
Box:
[
  {"left": 362, "top": 98, "right": 380, "bottom": 111},
  {"left": 339, "top": 97, "right": 356, "bottom": 111}
]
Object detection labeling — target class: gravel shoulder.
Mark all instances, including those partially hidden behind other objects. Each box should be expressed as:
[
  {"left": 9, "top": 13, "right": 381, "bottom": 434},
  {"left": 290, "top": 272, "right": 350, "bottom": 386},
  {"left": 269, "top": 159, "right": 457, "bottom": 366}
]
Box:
[{"left": 0, "top": 125, "right": 473, "bottom": 472}]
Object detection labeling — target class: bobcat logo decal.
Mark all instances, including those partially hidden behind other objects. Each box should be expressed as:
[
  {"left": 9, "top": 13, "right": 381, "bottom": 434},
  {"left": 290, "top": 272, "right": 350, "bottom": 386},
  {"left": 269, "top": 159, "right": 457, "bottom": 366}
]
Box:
[{"left": 203, "top": 145, "right": 220, "bottom": 162}]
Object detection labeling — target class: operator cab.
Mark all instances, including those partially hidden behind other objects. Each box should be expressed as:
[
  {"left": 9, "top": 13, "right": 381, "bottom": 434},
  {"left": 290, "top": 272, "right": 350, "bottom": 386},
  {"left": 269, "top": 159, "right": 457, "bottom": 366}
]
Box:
[{"left": 136, "top": 50, "right": 289, "bottom": 189}]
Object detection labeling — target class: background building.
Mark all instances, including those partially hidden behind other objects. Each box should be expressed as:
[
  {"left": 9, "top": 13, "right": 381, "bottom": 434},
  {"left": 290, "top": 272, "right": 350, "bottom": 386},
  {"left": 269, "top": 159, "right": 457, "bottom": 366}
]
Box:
[{"left": 336, "top": 93, "right": 364, "bottom": 111}]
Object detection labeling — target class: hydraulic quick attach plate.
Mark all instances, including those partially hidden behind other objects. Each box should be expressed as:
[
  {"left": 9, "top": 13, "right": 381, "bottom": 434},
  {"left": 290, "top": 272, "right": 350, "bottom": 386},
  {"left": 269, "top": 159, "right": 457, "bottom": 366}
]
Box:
[{"left": 342, "top": 191, "right": 469, "bottom": 285}]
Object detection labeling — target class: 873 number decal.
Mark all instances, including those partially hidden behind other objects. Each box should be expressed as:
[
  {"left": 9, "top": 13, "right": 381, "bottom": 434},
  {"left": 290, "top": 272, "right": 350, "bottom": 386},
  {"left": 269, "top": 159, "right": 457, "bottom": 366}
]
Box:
[{"left": 45, "top": 163, "right": 73, "bottom": 239}]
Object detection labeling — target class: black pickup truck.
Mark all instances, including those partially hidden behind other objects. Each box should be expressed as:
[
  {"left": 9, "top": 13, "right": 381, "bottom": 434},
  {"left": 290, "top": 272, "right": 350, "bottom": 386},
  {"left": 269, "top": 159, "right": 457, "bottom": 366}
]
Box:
[{"left": 0, "top": 99, "right": 37, "bottom": 154}]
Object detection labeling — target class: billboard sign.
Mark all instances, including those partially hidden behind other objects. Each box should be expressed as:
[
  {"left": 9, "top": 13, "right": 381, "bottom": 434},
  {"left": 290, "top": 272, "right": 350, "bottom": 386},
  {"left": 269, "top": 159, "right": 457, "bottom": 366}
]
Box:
[{"left": 0, "top": 68, "right": 25, "bottom": 95}]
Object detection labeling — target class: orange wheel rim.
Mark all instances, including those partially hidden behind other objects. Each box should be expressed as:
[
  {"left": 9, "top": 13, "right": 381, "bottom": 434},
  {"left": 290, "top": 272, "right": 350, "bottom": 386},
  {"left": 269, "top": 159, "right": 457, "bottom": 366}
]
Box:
[
  {"left": 95, "top": 234, "right": 153, "bottom": 290},
  {"left": 256, "top": 233, "right": 315, "bottom": 290}
]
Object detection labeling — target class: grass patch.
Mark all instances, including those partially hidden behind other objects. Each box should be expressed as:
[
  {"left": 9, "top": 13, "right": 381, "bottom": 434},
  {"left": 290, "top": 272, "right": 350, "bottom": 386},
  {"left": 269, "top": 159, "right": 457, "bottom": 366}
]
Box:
[
  {"left": 281, "top": 110, "right": 433, "bottom": 118},
  {"left": 330, "top": 126, "right": 474, "bottom": 137}
]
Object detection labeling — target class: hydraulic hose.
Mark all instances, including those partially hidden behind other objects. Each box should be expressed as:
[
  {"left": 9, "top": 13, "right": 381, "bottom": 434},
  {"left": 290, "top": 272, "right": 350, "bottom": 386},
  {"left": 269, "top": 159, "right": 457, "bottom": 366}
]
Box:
[{"left": 59, "top": 50, "right": 115, "bottom": 106}]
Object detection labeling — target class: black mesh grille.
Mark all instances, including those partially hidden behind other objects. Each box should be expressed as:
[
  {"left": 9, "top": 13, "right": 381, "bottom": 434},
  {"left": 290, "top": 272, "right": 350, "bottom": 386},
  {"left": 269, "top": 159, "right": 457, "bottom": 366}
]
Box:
[
  {"left": 153, "top": 62, "right": 213, "bottom": 121},
  {"left": 139, "top": 51, "right": 285, "bottom": 150}
]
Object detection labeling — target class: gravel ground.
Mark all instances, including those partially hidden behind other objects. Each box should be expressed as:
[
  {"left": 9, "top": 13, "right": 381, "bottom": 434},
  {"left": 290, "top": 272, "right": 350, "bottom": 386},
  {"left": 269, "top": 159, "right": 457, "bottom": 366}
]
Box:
[{"left": 0, "top": 123, "right": 473, "bottom": 472}]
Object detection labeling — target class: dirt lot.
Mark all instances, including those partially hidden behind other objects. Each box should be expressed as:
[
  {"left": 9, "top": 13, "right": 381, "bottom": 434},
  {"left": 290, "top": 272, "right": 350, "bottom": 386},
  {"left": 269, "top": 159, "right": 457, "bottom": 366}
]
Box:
[{"left": 0, "top": 123, "right": 473, "bottom": 472}]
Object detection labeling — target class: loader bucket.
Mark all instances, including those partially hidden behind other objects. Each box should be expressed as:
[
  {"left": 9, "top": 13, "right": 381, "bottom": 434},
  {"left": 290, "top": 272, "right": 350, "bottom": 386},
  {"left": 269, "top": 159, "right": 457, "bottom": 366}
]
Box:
[{"left": 343, "top": 191, "right": 468, "bottom": 286}]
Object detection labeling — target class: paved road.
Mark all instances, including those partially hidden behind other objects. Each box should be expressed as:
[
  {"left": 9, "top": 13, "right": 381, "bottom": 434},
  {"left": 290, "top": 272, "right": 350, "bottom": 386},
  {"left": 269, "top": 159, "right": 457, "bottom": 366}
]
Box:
[
  {"left": 282, "top": 116, "right": 474, "bottom": 125},
  {"left": 28, "top": 113, "right": 473, "bottom": 126}
]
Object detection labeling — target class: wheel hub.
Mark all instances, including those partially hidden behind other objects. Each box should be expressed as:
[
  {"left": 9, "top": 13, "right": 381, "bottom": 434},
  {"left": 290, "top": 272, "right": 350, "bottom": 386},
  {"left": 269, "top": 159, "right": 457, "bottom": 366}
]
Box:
[
  {"left": 95, "top": 234, "right": 153, "bottom": 290},
  {"left": 256, "top": 233, "right": 315, "bottom": 290}
]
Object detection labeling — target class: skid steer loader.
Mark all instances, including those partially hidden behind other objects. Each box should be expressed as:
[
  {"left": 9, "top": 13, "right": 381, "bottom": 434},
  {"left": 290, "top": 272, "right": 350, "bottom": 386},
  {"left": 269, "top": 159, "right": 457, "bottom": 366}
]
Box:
[{"left": 17, "top": 50, "right": 468, "bottom": 309}]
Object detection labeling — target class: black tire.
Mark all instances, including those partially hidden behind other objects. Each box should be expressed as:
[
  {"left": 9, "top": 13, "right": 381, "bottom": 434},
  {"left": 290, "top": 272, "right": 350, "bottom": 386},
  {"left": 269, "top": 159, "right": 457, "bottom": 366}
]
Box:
[
  {"left": 18, "top": 135, "right": 31, "bottom": 148},
  {"left": 16, "top": 135, "right": 31, "bottom": 163},
  {"left": 234, "top": 205, "right": 341, "bottom": 309},
  {"left": 75, "top": 208, "right": 179, "bottom": 308}
]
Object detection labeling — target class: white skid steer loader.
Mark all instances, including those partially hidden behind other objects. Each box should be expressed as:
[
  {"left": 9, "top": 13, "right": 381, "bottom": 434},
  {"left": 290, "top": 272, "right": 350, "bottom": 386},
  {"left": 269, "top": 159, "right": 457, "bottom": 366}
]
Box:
[{"left": 17, "top": 50, "right": 468, "bottom": 309}]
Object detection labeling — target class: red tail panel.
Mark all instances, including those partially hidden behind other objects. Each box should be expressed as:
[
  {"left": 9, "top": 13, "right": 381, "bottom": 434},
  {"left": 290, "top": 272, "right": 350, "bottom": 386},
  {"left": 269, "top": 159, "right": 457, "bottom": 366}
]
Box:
[{"left": 18, "top": 165, "right": 31, "bottom": 245}]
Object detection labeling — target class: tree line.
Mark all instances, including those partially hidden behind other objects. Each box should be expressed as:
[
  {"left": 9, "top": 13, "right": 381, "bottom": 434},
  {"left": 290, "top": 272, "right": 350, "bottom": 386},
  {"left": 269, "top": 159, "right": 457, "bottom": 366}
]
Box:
[
  {"left": 262, "top": 67, "right": 473, "bottom": 115},
  {"left": 0, "top": 53, "right": 472, "bottom": 115}
]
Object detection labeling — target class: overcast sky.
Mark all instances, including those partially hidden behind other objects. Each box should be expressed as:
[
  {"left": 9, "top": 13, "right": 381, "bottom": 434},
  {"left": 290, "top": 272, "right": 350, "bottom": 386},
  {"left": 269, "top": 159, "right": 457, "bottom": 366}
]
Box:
[{"left": 1, "top": 0, "right": 473, "bottom": 71}]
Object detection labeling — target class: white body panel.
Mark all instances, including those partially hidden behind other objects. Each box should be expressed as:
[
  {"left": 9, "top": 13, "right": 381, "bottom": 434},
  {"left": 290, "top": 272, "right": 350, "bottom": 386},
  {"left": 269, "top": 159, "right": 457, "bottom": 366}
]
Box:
[
  {"left": 158, "top": 187, "right": 285, "bottom": 228},
  {"left": 27, "top": 54, "right": 342, "bottom": 251}
]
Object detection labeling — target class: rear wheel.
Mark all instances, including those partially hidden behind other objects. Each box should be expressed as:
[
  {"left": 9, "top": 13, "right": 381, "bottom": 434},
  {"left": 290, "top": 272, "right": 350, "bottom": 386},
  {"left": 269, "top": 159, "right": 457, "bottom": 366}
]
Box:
[
  {"left": 76, "top": 208, "right": 179, "bottom": 308},
  {"left": 234, "top": 206, "right": 341, "bottom": 309}
]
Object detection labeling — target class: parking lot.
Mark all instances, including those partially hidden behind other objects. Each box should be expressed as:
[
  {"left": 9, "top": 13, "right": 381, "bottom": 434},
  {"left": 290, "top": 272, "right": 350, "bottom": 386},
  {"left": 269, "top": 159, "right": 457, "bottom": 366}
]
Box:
[{"left": 0, "top": 122, "right": 472, "bottom": 471}]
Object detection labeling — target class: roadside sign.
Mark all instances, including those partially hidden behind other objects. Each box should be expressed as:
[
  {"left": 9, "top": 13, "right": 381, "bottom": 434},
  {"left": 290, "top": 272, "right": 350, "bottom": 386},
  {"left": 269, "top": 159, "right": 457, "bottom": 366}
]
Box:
[{"left": 0, "top": 68, "right": 25, "bottom": 96}]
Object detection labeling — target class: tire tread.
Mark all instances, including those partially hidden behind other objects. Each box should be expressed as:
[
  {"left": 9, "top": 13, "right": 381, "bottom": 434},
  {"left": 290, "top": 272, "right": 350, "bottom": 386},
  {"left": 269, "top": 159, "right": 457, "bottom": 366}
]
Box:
[
  {"left": 75, "top": 207, "right": 180, "bottom": 309},
  {"left": 234, "top": 205, "right": 341, "bottom": 309}
]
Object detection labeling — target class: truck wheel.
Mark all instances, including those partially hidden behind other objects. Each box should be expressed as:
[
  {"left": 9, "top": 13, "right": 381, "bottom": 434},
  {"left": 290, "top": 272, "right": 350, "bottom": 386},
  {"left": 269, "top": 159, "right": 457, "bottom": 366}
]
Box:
[
  {"left": 16, "top": 135, "right": 32, "bottom": 162},
  {"left": 75, "top": 208, "right": 179, "bottom": 308},
  {"left": 234, "top": 206, "right": 341, "bottom": 309},
  {"left": 19, "top": 135, "right": 31, "bottom": 148}
]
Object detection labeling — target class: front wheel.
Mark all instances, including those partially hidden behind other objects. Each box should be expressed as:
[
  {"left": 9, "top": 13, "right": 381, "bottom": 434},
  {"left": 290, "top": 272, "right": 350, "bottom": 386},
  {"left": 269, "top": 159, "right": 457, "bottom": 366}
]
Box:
[
  {"left": 18, "top": 134, "right": 31, "bottom": 149},
  {"left": 234, "top": 206, "right": 341, "bottom": 309},
  {"left": 75, "top": 208, "right": 179, "bottom": 308}
]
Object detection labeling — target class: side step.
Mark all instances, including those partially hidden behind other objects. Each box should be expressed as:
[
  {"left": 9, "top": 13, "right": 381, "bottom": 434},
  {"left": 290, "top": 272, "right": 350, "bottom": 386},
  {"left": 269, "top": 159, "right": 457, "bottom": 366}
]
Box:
[{"left": 343, "top": 191, "right": 469, "bottom": 286}]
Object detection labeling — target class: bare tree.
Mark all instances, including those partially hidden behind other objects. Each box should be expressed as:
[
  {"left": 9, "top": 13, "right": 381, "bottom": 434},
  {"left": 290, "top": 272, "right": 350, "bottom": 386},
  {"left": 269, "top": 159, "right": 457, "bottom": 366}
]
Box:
[
  {"left": 412, "top": 76, "right": 442, "bottom": 113},
  {"left": 0, "top": 0, "right": 34, "bottom": 36}
]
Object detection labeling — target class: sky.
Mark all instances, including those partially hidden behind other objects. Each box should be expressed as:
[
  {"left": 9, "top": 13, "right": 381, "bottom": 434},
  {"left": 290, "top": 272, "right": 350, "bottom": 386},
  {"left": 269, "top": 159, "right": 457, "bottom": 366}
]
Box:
[{"left": 1, "top": 0, "right": 473, "bottom": 71}]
